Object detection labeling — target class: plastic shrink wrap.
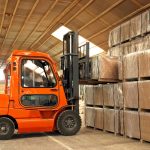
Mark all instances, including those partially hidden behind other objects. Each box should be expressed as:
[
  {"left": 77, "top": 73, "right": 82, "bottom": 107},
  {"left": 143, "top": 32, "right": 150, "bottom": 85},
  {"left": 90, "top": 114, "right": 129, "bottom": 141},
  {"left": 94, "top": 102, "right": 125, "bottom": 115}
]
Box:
[
  {"left": 123, "top": 53, "right": 138, "bottom": 79},
  {"left": 121, "top": 21, "right": 130, "bottom": 42},
  {"left": 108, "top": 26, "right": 121, "bottom": 47},
  {"left": 114, "top": 83, "right": 123, "bottom": 108},
  {"left": 139, "top": 50, "right": 150, "bottom": 77},
  {"left": 142, "top": 9, "right": 150, "bottom": 34},
  {"left": 103, "top": 84, "right": 114, "bottom": 107},
  {"left": 85, "top": 85, "right": 94, "bottom": 105},
  {"left": 124, "top": 110, "right": 140, "bottom": 139},
  {"left": 93, "top": 85, "right": 103, "bottom": 106},
  {"left": 98, "top": 55, "right": 118, "bottom": 81},
  {"left": 85, "top": 107, "right": 95, "bottom": 127},
  {"left": 95, "top": 108, "right": 103, "bottom": 129},
  {"left": 138, "top": 80, "right": 150, "bottom": 109},
  {"left": 130, "top": 14, "right": 142, "bottom": 38},
  {"left": 140, "top": 112, "right": 150, "bottom": 142},
  {"left": 123, "top": 81, "right": 138, "bottom": 108}
]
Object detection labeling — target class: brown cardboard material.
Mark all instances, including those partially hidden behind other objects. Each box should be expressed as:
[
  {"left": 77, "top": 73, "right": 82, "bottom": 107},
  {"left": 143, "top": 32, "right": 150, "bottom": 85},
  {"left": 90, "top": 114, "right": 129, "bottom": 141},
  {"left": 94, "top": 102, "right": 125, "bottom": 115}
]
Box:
[
  {"left": 98, "top": 55, "right": 118, "bottom": 81},
  {"left": 130, "top": 14, "right": 142, "bottom": 38},
  {"left": 93, "top": 85, "right": 103, "bottom": 106},
  {"left": 104, "top": 108, "right": 115, "bottom": 132},
  {"left": 123, "top": 81, "right": 138, "bottom": 108},
  {"left": 85, "top": 85, "right": 94, "bottom": 105},
  {"left": 124, "top": 110, "right": 140, "bottom": 139},
  {"left": 114, "top": 83, "right": 123, "bottom": 108},
  {"left": 91, "top": 56, "right": 99, "bottom": 80},
  {"left": 103, "top": 84, "right": 114, "bottom": 107},
  {"left": 95, "top": 108, "right": 103, "bottom": 129},
  {"left": 121, "top": 21, "right": 130, "bottom": 42},
  {"left": 85, "top": 107, "right": 95, "bottom": 127},
  {"left": 138, "top": 80, "right": 150, "bottom": 109},
  {"left": 123, "top": 53, "right": 138, "bottom": 79},
  {"left": 140, "top": 112, "right": 150, "bottom": 142},
  {"left": 109, "top": 26, "right": 121, "bottom": 47},
  {"left": 142, "top": 10, "right": 150, "bottom": 34},
  {"left": 139, "top": 50, "right": 150, "bottom": 77}
]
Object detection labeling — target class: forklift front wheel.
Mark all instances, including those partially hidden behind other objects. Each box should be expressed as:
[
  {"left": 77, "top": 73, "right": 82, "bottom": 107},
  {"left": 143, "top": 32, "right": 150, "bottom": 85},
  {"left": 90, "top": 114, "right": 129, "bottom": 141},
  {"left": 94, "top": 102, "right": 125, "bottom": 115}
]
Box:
[
  {"left": 57, "top": 110, "right": 81, "bottom": 136},
  {"left": 0, "top": 117, "right": 15, "bottom": 140}
]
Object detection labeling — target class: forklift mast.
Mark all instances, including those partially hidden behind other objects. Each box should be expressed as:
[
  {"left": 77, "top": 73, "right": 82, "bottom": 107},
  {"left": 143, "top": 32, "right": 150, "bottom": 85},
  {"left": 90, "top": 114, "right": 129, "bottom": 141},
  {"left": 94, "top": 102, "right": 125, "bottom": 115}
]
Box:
[{"left": 61, "top": 31, "right": 90, "bottom": 113}]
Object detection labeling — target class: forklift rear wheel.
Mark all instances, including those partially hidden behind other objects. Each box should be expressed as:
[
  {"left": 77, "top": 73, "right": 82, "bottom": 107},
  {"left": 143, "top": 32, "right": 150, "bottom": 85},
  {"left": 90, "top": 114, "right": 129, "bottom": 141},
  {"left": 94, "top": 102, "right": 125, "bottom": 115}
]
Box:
[
  {"left": 0, "top": 117, "right": 15, "bottom": 140},
  {"left": 57, "top": 110, "right": 81, "bottom": 136}
]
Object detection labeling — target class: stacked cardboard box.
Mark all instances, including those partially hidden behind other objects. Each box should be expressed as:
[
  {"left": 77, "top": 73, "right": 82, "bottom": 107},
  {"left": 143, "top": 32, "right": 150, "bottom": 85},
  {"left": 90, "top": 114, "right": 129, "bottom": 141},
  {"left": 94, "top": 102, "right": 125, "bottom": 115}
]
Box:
[
  {"left": 84, "top": 8, "right": 150, "bottom": 143},
  {"left": 91, "top": 55, "right": 118, "bottom": 81},
  {"left": 124, "top": 110, "right": 140, "bottom": 139}
]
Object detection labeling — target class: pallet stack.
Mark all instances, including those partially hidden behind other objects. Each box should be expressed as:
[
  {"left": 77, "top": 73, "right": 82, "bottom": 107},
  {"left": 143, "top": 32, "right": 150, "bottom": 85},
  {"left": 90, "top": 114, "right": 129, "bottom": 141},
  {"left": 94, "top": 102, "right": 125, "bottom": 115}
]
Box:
[
  {"left": 85, "top": 84, "right": 124, "bottom": 135},
  {"left": 108, "top": 9, "right": 150, "bottom": 142},
  {"left": 83, "top": 8, "right": 150, "bottom": 143}
]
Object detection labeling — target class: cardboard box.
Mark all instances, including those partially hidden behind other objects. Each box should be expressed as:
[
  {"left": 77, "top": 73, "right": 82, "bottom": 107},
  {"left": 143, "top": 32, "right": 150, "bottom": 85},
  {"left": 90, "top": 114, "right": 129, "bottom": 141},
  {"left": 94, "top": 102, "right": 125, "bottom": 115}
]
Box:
[
  {"left": 103, "top": 84, "right": 114, "bottom": 107},
  {"left": 130, "top": 14, "right": 142, "bottom": 38},
  {"left": 130, "top": 38, "right": 143, "bottom": 53},
  {"left": 121, "top": 21, "right": 130, "bottom": 42},
  {"left": 95, "top": 108, "right": 103, "bottom": 129},
  {"left": 114, "top": 83, "right": 123, "bottom": 108},
  {"left": 98, "top": 55, "right": 118, "bottom": 81},
  {"left": 123, "top": 53, "right": 138, "bottom": 79},
  {"left": 109, "top": 45, "right": 122, "bottom": 57},
  {"left": 124, "top": 110, "right": 140, "bottom": 139},
  {"left": 104, "top": 108, "right": 115, "bottom": 132},
  {"left": 139, "top": 50, "right": 150, "bottom": 77},
  {"left": 93, "top": 85, "right": 103, "bottom": 106},
  {"left": 123, "top": 81, "right": 138, "bottom": 108},
  {"left": 109, "top": 26, "right": 121, "bottom": 47},
  {"left": 85, "top": 85, "right": 94, "bottom": 105},
  {"left": 91, "top": 56, "right": 99, "bottom": 80},
  {"left": 138, "top": 81, "right": 150, "bottom": 109},
  {"left": 85, "top": 107, "right": 95, "bottom": 127},
  {"left": 140, "top": 112, "right": 150, "bottom": 142},
  {"left": 142, "top": 10, "right": 150, "bottom": 34}
]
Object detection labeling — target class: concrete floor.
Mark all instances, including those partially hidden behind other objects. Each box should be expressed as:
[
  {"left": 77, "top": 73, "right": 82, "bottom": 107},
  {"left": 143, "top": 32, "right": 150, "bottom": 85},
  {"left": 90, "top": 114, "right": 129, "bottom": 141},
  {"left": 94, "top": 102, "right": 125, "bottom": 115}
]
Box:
[{"left": 0, "top": 128, "right": 149, "bottom": 150}]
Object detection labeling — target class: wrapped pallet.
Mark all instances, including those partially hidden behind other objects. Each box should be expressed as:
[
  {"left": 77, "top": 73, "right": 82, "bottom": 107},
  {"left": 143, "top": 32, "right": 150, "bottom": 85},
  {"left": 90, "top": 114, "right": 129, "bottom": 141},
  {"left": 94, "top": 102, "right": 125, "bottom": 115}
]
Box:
[
  {"left": 142, "top": 9, "right": 150, "bottom": 34},
  {"left": 109, "top": 45, "right": 122, "bottom": 57},
  {"left": 120, "top": 42, "right": 131, "bottom": 55},
  {"left": 142, "top": 35, "right": 150, "bottom": 50},
  {"left": 139, "top": 50, "right": 150, "bottom": 77},
  {"left": 130, "top": 14, "right": 142, "bottom": 38},
  {"left": 108, "top": 26, "right": 121, "bottom": 47},
  {"left": 95, "top": 108, "right": 103, "bottom": 129},
  {"left": 115, "top": 109, "right": 124, "bottom": 134},
  {"left": 85, "top": 107, "right": 95, "bottom": 127},
  {"left": 124, "top": 110, "right": 140, "bottom": 139},
  {"left": 103, "top": 84, "right": 114, "bottom": 107},
  {"left": 123, "top": 81, "right": 138, "bottom": 108},
  {"left": 91, "top": 56, "right": 99, "bottom": 80},
  {"left": 85, "top": 85, "right": 94, "bottom": 105},
  {"left": 123, "top": 53, "right": 138, "bottom": 79},
  {"left": 93, "top": 85, "right": 103, "bottom": 106},
  {"left": 121, "top": 21, "right": 130, "bottom": 42},
  {"left": 140, "top": 112, "right": 150, "bottom": 142},
  {"left": 130, "top": 38, "right": 143, "bottom": 53},
  {"left": 114, "top": 83, "right": 123, "bottom": 108},
  {"left": 98, "top": 55, "right": 118, "bottom": 81},
  {"left": 104, "top": 108, "right": 115, "bottom": 132},
  {"left": 138, "top": 80, "right": 150, "bottom": 109}
]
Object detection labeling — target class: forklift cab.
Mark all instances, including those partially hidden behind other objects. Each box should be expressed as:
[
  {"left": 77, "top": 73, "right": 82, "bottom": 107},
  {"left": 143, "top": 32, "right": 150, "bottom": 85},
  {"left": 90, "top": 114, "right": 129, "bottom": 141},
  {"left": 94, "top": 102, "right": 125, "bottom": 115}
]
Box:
[{"left": 0, "top": 49, "right": 81, "bottom": 140}]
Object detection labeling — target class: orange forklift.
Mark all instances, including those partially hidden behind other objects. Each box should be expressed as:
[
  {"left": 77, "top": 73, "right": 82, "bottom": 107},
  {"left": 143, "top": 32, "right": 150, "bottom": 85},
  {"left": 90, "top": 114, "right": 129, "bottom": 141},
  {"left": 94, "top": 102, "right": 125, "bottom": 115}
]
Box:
[{"left": 0, "top": 32, "right": 90, "bottom": 139}]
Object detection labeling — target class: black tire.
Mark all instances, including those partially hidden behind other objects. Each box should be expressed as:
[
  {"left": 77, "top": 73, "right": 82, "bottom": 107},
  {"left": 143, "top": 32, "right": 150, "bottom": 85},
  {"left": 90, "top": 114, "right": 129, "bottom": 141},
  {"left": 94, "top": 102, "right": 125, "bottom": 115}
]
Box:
[
  {"left": 57, "top": 110, "right": 81, "bottom": 136},
  {"left": 0, "top": 117, "right": 15, "bottom": 140}
]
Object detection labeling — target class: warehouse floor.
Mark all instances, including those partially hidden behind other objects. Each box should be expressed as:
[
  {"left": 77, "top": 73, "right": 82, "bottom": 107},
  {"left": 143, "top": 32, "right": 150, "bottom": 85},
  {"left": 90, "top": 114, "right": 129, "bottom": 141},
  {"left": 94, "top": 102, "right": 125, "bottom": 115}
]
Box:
[{"left": 0, "top": 128, "right": 149, "bottom": 150}]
